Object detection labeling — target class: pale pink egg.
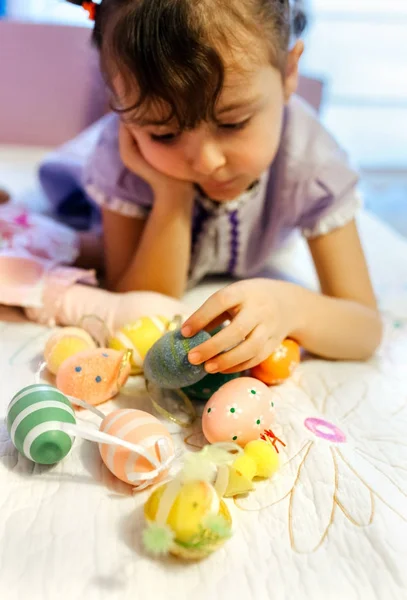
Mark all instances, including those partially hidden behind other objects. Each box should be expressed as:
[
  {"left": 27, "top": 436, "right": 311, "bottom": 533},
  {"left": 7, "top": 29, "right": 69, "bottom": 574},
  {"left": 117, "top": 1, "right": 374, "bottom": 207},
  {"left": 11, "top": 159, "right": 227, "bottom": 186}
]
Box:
[
  {"left": 99, "top": 409, "right": 174, "bottom": 487},
  {"left": 202, "top": 377, "right": 276, "bottom": 447}
]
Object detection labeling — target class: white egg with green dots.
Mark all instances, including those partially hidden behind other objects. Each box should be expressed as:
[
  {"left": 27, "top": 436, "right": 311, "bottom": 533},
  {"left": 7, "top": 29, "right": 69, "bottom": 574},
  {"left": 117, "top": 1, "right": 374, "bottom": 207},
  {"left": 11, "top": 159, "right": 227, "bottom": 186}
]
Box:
[{"left": 7, "top": 384, "right": 76, "bottom": 465}]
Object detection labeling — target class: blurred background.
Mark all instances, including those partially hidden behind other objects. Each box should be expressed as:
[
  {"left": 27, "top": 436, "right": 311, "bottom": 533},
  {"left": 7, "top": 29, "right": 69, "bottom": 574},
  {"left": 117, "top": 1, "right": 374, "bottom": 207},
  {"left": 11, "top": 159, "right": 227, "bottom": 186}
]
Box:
[{"left": 0, "top": 0, "right": 406, "bottom": 235}]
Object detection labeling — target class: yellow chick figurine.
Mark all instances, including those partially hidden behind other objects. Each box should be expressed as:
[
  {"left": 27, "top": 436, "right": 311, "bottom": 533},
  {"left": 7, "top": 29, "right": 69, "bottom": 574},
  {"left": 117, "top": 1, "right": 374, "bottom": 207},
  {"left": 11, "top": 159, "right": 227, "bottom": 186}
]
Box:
[{"left": 223, "top": 434, "right": 282, "bottom": 498}]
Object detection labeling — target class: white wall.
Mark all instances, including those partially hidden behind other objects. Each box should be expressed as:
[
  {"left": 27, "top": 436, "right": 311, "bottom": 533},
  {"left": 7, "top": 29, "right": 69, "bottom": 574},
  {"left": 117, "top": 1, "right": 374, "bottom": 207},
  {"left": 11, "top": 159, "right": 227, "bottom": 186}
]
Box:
[{"left": 302, "top": 0, "right": 407, "bottom": 169}]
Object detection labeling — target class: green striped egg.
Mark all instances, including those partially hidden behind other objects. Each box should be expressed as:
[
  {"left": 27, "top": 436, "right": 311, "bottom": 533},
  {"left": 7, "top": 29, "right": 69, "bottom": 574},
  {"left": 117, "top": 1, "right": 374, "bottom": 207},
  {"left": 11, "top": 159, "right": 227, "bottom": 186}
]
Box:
[
  {"left": 144, "top": 329, "right": 211, "bottom": 389},
  {"left": 7, "top": 384, "right": 76, "bottom": 465}
]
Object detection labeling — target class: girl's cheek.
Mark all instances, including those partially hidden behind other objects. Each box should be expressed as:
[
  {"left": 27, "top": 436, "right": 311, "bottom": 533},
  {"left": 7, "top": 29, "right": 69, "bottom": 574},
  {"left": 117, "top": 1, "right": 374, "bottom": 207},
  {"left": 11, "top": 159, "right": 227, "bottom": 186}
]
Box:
[
  {"left": 230, "top": 127, "right": 279, "bottom": 174},
  {"left": 248, "top": 117, "right": 282, "bottom": 170},
  {"left": 139, "top": 138, "right": 189, "bottom": 179}
]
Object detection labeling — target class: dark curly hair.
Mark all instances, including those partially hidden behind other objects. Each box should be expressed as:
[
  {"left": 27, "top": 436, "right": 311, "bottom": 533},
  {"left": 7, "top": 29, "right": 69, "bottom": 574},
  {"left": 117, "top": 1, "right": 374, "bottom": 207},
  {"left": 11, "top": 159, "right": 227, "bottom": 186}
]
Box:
[{"left": 68, "top": 0, "right": 307, "bottom": 129}]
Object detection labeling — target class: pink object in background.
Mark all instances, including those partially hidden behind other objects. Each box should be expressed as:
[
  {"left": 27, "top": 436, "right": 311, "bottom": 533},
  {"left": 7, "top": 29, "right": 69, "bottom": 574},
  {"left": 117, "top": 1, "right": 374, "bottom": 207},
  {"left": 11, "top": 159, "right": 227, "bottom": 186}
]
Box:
[
  {"left": 0, "top": 204, "right": 96, "bottom": 314},
  {"left": 0, "top": 253, "right": 48, "bottom": 307},
  {"left": 0, "top": 251, "right": 96, "bottom": 312},
  {"left": 0, "top": 204, "right": 80, "bottom": 262},
  {"left": 0, "top": 20, "right": 106, "bottom": 146}
]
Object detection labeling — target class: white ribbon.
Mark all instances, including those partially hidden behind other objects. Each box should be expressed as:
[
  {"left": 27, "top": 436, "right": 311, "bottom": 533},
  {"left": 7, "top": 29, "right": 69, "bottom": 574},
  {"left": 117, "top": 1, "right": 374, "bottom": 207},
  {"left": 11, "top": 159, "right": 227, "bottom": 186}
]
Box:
[{"left": 58, "top": 422, "right": 176, "bottom": 486}]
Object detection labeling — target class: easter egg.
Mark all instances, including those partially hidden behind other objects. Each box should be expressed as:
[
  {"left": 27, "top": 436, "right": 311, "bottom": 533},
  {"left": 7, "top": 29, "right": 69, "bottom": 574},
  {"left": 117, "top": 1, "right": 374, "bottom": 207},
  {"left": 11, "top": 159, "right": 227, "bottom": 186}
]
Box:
[
  {"left": 45, "top": 336, "right": 95, "bottom": 375},
  {"left": 45, "top": 327, "right": 95, "bottom": 358},
  {"left": 202, "top": 377, "right": 276, "bottom": 447},
  {"left": 144, "top": 480, "right": 231, "bottom": 559},
  {"left": 7, "top": 384, "right": 76, "bottom": 464},
  {"left": 251, "top": 339, "right": 300, "bottom": 385},
  {"left": 182, "top": 371, "right": 241, "bottom": 401},
  {"left": 44, "top": 327, "right": 96, "bottom": 375},
  {"left": 99, "top": 409, "right": 174, "bottom": 487},
  {"left": 109, "top": 316, "right": 169, "bottom": 374},
  {"left": 144, "top": 329, "right": 211, "bottom": 389},
  {"left": 56, "top": 348, "right": 131, "bottom": 406}
]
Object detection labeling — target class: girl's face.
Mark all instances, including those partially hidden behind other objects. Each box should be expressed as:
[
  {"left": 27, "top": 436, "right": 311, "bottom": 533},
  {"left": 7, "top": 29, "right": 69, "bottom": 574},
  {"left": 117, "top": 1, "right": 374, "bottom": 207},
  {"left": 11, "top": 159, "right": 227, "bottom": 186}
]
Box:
[{"left": 117, "top": 43, "right": 303, "bottom": 202}]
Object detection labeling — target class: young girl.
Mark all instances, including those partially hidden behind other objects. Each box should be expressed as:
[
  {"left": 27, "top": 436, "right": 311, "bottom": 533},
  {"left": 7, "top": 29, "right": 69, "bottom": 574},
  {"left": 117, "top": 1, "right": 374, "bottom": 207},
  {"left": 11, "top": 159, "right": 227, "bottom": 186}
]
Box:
[{"left": 7, "top": 0, "right": 382, "bottom": 372}]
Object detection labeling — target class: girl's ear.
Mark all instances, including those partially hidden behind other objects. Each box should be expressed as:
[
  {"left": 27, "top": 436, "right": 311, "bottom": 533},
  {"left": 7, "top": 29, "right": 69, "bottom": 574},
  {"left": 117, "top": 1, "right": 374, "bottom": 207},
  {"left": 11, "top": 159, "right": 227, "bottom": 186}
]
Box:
[{"left": 283, "top": 40, "right": 304, "bottom": 103}]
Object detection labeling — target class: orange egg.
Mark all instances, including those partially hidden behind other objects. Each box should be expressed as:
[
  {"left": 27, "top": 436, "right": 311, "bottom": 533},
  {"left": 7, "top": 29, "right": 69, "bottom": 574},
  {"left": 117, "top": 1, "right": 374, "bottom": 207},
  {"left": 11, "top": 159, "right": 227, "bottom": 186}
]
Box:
[
  {"left": 56, "top": 348, "right": 131, "bottom": 406},
  {"left": 251, "top": 339, "right": 300, "bottom": 385},
  {"left": 99, "top": 409, "right": 174, "bottom": 487}
]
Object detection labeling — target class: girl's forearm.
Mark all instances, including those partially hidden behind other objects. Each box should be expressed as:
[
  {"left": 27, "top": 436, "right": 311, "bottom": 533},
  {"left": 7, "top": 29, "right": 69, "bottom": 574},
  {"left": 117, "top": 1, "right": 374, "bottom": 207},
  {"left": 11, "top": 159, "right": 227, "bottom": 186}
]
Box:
[
  {"left": 291, "top": 285, "right": 383, "bottom": 361},
  {"left": 114, "top": 192, "right": 194, "bottom": 298}
]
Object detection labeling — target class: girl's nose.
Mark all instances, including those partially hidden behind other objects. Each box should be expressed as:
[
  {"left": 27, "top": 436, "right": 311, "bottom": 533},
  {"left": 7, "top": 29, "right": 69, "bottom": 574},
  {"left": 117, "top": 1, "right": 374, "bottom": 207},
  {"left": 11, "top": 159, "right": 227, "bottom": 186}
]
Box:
[{"left": 185, "top": 130, "right": 226, "bottom": 177}]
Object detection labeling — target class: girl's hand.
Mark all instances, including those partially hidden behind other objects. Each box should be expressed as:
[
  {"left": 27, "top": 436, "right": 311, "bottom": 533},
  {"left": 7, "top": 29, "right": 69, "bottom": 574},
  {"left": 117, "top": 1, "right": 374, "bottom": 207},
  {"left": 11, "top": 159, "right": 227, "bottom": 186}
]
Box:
[
  {"left": 181, "top": 279, "right": 302, "bottom": 373},
  {"left": 119, "top": 123, "right": 194, "bottom": 203}
]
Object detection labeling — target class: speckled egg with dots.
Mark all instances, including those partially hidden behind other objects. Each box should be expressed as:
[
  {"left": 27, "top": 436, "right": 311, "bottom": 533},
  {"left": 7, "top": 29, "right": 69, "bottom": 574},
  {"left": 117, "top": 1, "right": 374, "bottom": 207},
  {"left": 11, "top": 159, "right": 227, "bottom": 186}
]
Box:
[{"left": 56, "top": 348, "right": 131, "bottom": 406}]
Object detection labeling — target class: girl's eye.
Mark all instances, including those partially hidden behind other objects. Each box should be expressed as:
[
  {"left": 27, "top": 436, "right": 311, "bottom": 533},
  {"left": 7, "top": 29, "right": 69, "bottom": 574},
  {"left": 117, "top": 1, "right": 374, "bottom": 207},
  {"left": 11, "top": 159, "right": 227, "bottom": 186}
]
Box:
[
  {"left": 150, "top": 132, "right": 178, "bottom": 144},
  {"left": 219, "top": 118, "right": 250, "bottom": 131}
]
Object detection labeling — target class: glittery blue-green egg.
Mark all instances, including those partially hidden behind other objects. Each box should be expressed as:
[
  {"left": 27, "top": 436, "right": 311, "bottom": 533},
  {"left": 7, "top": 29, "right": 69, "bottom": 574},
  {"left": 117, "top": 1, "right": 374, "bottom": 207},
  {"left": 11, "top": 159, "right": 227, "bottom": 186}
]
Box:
[
  {"left": 182, "top": 372, "right": 241, "bottom": 401},
  {"left": 144, "top": 329, "right": 211, "bottom": 389}
]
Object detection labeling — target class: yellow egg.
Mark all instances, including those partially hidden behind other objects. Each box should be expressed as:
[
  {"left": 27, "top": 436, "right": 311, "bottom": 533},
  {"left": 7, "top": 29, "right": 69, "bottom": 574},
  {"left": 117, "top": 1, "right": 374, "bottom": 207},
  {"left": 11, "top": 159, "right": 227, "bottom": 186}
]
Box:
[
  {"left": 148, "top": 480, "right": 217, "bottom": 542},
  {"left": 144, "top": 480, "right": 232, "bottom": 559},
  {"left": 109, "top": 316, "right": 169, "bottom": 374},
  {"left": 44, "top": 327, "right": 96, "bottom": 375},
  {"left": 172, "top": 481, "right": 221, "bottom": 542},
  {"left": 244, "top": 440, "right": 280, "bottom": 479}
]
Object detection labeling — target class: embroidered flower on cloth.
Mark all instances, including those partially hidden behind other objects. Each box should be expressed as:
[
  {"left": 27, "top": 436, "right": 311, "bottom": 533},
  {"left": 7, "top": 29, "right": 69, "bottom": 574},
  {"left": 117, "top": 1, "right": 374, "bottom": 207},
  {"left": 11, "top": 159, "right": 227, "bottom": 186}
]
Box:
[{"left": 234, "top": 327, "right": 407, "bottom": 554}]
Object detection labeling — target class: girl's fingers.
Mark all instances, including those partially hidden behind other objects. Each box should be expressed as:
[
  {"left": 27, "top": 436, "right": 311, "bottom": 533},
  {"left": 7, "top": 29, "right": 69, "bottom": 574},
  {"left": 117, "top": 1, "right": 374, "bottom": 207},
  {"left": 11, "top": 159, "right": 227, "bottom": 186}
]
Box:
[
  {"left": 188, "top": 313, "right": 256, "bottom": 365},
  {"left": 202, "top": 325, "right": 270, "bottom": 373},
  {"left": 182, "top": 285, "right": 243, "bottom": 337},
  {"left": 203, "top": 314, "right": 230, "bottom": 333},
  {"left": 220, "top": 338, "right": 281, "bottom": 374}
]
